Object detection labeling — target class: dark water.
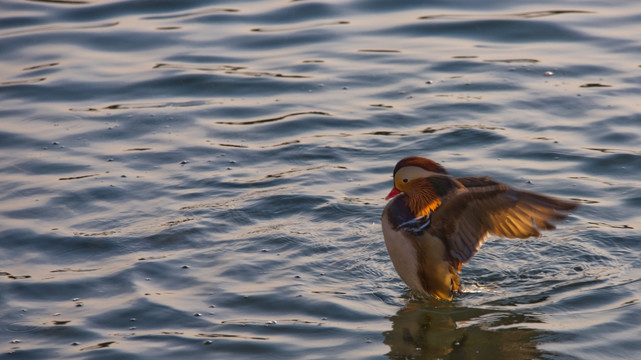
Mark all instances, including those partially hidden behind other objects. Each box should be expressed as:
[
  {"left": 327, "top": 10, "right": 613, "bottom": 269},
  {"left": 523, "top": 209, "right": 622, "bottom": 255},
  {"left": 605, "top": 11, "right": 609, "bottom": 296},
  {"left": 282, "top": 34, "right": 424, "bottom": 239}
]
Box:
[{"left": 1, "top": 0, "right": 640, "bottom": 359}]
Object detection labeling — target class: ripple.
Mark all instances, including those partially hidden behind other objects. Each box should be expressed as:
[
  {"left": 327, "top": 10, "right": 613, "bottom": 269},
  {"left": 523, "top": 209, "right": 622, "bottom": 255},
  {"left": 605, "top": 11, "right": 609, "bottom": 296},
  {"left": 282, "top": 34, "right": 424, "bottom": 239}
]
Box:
[
  {"left": 216, "top": 111, "right": 331, "bottom": 125},
  {"left": 381, "top": 18, "right": 591, "bottom": 43}
]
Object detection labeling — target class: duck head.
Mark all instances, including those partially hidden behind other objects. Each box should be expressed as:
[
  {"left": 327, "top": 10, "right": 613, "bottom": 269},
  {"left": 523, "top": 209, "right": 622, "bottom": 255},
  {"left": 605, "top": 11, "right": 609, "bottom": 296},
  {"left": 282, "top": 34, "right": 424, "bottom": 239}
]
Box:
[{"left": 385, "top": 156, "right": 449, "bottom": 200}]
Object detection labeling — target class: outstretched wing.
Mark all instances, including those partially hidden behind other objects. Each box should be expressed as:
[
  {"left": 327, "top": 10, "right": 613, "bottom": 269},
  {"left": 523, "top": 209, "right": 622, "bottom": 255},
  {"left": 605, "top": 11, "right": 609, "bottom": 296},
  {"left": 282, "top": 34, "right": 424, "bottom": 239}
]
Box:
[{"left": 428, "top": 176, "right": 578, "bottom": 266}]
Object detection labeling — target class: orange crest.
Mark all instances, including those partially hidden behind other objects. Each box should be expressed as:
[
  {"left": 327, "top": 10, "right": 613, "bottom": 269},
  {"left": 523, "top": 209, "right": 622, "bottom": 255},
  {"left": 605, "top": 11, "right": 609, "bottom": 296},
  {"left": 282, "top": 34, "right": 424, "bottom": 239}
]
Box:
[{"left": 405, "top": 178, "right": 443, "bottom": 217}]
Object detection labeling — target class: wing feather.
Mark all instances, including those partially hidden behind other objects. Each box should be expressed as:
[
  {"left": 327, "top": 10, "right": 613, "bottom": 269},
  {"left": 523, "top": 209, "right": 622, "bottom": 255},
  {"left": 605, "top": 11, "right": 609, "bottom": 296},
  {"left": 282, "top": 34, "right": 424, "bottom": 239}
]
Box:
[{"left": 429, "top": 176, "right": 578, "bottom": 265}]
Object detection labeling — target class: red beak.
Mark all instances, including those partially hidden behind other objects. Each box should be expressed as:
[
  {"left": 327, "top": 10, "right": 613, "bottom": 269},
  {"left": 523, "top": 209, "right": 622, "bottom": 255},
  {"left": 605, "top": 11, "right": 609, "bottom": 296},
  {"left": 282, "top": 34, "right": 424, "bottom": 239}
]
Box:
[{"left": 385, "top": 187, "right": 401, "bottom": 200}]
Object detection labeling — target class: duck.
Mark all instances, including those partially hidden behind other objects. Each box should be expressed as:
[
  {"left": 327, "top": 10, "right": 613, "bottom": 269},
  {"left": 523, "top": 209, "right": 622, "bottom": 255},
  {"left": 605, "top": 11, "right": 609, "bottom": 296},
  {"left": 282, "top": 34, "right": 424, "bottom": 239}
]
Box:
[{"left": 381, "top": 156, "right": 578, "bottom": 300}]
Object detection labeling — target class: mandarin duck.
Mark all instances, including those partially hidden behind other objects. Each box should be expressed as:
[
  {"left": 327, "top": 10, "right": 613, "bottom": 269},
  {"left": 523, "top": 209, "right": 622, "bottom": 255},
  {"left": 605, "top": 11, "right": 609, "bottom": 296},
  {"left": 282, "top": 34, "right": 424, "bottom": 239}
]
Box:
[{"left": 381, "top": 156, "right": 578, "bottom": 300}]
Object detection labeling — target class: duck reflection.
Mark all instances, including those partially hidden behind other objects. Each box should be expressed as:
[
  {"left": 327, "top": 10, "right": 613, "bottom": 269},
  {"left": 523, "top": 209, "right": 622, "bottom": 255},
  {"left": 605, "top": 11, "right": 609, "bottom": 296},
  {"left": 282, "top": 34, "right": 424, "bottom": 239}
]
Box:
[{"left": 383, "top": 298, "right": 550, "bottom": 359}]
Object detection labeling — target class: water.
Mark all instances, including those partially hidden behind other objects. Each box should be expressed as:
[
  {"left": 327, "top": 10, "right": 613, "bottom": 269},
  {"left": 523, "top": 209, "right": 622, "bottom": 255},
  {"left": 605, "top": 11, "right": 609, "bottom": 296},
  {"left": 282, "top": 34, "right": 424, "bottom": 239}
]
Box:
[{"left": 1, "top": 0, "right": 640, "bottom": 359}]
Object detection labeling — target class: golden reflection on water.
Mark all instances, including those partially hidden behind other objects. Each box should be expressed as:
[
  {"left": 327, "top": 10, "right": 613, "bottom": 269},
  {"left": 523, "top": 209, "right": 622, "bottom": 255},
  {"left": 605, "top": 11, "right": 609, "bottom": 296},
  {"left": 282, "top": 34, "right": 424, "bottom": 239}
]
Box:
[{"left": 384, "top": 300, "right": 544, "bottom": 359}]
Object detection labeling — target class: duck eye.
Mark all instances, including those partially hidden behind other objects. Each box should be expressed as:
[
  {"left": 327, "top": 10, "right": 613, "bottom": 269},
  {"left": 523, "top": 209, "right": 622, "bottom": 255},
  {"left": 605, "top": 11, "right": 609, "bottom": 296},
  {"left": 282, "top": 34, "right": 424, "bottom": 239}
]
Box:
[{"left": 402, "top": 178, "right": 409, "bottom": 183}]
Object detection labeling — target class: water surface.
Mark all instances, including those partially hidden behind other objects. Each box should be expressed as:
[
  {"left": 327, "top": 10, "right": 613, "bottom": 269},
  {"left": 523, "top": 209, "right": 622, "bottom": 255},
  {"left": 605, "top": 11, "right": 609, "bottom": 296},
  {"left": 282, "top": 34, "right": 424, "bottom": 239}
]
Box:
[{"left": 1, "top": 0, "right": 640, "bottom": 359}]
